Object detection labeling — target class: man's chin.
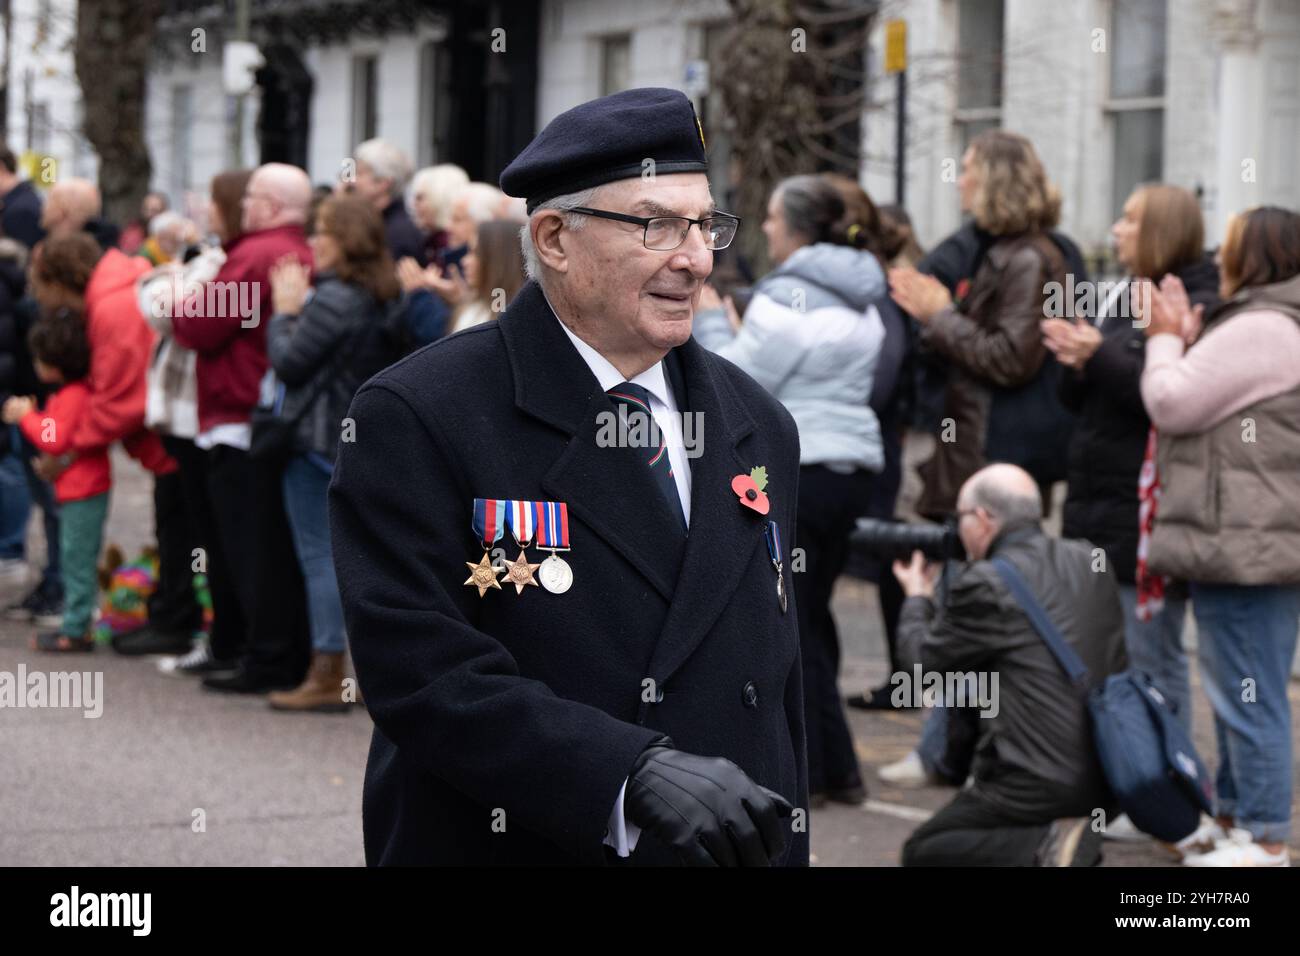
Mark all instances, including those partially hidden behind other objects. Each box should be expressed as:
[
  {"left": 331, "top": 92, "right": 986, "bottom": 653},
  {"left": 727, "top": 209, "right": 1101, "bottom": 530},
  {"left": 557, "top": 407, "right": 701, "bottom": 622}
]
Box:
[{"left": 643, "top": 308, "right": 695, "bottom": 347}]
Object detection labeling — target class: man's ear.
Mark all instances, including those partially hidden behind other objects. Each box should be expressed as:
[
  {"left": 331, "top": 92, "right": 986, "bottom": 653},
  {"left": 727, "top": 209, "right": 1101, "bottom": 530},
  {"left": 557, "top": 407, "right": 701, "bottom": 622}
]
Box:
[{"left": 532, "top": 212, "right": 570, "bottom": 275}]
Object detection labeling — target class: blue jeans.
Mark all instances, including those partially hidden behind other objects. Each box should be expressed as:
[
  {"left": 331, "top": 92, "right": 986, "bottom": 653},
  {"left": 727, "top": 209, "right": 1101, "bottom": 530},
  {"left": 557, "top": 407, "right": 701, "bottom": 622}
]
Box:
[
  {"left": 282, "top": 454, "right": 347, "bottom": 655},
  {"left": 1117, "top": 584, "right": 1190, "bottom": 735},
  {"left": 0, "top": 430, "right": 62, "bottom": 594},
  {"left": 0, "top": 432, "right": 30, "bottom": 560},
  {"left": 1190, "top": 581, "right": 1300, "bottom": 843}
]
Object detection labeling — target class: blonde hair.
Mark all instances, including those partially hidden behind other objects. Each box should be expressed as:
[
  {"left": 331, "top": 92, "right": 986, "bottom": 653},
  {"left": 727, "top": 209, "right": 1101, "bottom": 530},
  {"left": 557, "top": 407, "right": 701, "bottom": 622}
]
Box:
[
  {"left": 967, "top": 130, "right": 1061, "bottom": 235},
  {"left": 1127, "top": 184, "right": 1204, "bottom": 280}
]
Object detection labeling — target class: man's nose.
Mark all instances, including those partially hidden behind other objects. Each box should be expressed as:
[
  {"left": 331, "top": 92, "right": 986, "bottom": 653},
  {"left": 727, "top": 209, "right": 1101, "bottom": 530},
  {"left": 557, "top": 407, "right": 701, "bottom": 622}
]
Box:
[{"left": 669, "top": 224, "right": 713, "bottom": 277}]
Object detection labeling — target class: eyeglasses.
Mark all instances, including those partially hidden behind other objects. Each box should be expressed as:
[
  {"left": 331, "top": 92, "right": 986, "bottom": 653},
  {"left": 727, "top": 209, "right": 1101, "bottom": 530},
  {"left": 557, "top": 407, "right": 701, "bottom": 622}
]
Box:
[{"left": 566, "top": 206, "right": 740, "bottom": 251}]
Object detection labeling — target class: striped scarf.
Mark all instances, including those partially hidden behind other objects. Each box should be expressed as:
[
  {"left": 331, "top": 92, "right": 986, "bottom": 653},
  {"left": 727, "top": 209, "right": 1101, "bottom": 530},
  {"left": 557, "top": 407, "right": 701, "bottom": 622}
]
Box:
[{"left": 1134, "top": 426, "right": 1167, "bottom": 621}]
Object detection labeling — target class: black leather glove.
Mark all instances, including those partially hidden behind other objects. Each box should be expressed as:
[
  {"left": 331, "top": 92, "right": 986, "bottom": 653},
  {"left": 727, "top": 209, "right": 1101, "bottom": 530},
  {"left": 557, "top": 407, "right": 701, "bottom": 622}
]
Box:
[{"left": 624, "top": 741, "right": 794, "bottom": 866}]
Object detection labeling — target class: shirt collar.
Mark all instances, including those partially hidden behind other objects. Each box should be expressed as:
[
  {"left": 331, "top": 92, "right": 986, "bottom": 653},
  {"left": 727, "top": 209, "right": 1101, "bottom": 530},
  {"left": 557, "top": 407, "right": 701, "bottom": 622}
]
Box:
[{"left": 543, "top": 290, "right": 674, "bottom": 407}]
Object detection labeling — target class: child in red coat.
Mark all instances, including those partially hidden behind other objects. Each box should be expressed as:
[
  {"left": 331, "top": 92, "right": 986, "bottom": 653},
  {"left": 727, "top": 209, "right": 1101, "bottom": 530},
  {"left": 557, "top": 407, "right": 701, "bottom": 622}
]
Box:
[{"left": 2, "top": 307, "right": 174, "bottom": 652}]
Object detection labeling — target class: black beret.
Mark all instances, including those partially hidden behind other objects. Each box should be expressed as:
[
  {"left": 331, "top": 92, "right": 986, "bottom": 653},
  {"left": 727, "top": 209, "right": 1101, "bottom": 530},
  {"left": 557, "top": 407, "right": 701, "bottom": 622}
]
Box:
[{"left": 500, "top": 88, "right": 708, "bottom": 214}]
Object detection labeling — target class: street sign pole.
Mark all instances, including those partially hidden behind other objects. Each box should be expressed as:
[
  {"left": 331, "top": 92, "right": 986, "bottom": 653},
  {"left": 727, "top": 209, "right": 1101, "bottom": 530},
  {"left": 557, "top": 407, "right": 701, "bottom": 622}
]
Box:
[{"left": 884, "top": 19, "right": 908, "bottom": 206}]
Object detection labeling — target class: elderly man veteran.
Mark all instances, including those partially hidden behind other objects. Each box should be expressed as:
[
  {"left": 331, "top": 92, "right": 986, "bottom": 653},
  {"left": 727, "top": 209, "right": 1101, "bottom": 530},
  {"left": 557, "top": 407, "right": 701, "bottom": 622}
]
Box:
[{"left": 331, "top": 88, "right": 807, "bottom": 866}]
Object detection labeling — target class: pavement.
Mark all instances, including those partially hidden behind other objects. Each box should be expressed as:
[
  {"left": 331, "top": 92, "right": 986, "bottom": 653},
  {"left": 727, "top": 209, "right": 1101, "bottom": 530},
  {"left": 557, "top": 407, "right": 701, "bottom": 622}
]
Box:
[{"left": 2, "top": 445, "right": 1298, "bottom": 866}]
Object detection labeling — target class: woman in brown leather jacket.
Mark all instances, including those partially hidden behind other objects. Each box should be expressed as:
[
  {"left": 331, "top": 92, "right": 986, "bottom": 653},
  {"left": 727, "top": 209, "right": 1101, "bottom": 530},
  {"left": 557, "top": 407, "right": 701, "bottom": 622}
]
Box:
[{"left": 890, "top": 130, "right": 1071, "bottom": 520}]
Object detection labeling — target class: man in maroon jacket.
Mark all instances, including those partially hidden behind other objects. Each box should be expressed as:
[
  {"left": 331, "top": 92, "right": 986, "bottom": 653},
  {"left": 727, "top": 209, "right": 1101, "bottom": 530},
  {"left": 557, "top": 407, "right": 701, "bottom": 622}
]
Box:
[{"left": 172, "top": 163, "right": 314, "bottom": 693}]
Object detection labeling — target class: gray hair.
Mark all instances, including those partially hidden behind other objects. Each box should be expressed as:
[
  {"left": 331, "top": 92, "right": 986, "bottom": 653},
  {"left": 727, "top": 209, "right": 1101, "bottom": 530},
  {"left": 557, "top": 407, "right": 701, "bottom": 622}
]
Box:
[
  {"left": 519, "top": 186, "right": 599, "bottom": 282},
  {"left": 964, "top": 469, "right": 1042, "bottom": 527},
  {"left": 775, "top": 174, "right": 846, "bottom": 246},
  {"left": 355, "top": 138, "right": 413, "bottom": 198},
  {"left": 148, "top": 210, "right": 184, "bottom": 238}
]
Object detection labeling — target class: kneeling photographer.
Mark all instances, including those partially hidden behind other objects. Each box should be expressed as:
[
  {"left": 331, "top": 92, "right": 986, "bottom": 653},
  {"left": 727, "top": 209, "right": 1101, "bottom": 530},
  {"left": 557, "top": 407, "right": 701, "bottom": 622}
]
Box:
[{"left": 877, "top": 463, "right": 1127, "bottom": 866}]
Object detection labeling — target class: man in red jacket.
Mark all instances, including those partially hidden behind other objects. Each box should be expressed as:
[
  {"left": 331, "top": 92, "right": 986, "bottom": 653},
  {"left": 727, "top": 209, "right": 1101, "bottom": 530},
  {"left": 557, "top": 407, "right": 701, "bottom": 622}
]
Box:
[{"left": 172, "top": 163, "right": 313, "bottom": 694}]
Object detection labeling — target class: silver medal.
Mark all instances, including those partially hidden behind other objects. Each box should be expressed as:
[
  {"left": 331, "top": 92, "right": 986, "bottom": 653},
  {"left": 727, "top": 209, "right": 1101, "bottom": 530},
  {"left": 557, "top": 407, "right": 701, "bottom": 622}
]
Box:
[
  {"left": 776, "top": 564, "right": 788, "bottom": 613},
  {"left": 539, "top": 554, "right": 573, "bottom": 594}
]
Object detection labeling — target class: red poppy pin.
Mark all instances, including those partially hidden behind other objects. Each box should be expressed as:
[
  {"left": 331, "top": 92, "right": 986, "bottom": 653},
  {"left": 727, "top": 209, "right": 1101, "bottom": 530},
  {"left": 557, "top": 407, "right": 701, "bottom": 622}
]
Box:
[
  {"left": 732, "top": 466, "right": 770, "bottom": 515},
  {"left": 955, "top": 278, "right": 971, "bottom": 306}
]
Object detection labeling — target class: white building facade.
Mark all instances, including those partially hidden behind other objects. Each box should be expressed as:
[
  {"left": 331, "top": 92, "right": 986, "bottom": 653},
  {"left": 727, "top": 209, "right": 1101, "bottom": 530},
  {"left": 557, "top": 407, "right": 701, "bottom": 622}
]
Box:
[
  {"left": 537, "top": 0, "right": 1300, "bottom": 256},
  {"left": 2, "top": 0, "right": 97, "bottom": 183},
  {"left": 862, "top": 0, "right": 1300, "bottom": 253}
]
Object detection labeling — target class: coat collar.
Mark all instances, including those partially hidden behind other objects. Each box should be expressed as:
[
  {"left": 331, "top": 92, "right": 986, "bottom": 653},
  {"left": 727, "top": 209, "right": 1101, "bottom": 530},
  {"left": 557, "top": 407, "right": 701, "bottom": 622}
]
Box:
[{"left": 500, "top": 281, "right": 766, "bottom": 681}]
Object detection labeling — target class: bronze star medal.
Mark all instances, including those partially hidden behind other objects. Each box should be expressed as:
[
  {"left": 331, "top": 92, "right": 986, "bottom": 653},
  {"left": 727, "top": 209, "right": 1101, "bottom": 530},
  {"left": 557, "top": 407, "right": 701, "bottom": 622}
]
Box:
[
  {"left": 464, "top": 552, "right": 502, "bottom": 597},
  {"left": 503, "top": 551, "right": 541, "bottom": 594}
]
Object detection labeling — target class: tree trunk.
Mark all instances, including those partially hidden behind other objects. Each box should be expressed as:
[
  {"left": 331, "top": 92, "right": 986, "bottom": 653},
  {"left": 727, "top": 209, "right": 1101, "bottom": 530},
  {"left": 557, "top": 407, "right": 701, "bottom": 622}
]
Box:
[
  {"left": 716, "top": 0, "right": 871, "bottom": 273},
  {"left": 74, "top": 0, "right": 161, "bottom": 226}
]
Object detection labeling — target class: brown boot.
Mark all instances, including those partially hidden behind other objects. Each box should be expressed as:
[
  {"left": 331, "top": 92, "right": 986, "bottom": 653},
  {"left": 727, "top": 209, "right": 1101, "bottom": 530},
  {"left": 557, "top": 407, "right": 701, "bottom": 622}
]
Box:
[{"left": 268, "top": 653, "right": 350, "bottom": 713}]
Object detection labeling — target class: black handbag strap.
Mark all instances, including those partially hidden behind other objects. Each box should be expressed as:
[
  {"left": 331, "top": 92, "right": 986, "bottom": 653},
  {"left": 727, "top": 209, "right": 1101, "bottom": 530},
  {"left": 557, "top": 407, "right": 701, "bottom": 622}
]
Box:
[{"left": 989, "top": 557, "right": 1090, "bottom": 685}]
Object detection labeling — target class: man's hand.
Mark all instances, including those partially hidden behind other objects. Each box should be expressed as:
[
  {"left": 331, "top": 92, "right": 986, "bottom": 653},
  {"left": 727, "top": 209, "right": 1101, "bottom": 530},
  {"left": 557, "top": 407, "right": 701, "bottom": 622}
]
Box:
[
  {"left": 624, "top": 743, "right": 793, "bottom": 866},
  {"left": 892, "top": 549, "right": 940, "bottom": 599}
]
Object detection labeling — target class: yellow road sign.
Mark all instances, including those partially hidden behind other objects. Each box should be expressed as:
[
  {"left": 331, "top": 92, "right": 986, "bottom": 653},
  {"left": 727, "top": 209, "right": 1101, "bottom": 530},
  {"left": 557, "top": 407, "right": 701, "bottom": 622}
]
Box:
[{"left": 885, "top": 19, "right": 907, "bottom": 74}]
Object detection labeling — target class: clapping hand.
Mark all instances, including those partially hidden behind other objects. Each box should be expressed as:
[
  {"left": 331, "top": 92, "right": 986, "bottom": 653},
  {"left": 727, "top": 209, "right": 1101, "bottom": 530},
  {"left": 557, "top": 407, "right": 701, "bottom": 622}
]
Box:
[
  {"left": 270, "top": 255, "right": 312, "bottom": 316},
  {"left": 889, "top": 267, "right": 952, "bottom": 323},
  {"left": 1145, "top": 274, "right": 1204, "bottom": 344},
  {"left": 1041, "top": 317, "right": 1103, "bottom": 369}
]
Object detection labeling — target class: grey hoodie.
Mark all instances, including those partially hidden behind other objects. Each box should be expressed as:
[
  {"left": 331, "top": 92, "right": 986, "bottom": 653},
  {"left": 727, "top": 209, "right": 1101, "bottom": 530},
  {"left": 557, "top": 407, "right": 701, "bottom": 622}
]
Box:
[{"left": 694, "top": 243, "right": 887, "bottom": 471}]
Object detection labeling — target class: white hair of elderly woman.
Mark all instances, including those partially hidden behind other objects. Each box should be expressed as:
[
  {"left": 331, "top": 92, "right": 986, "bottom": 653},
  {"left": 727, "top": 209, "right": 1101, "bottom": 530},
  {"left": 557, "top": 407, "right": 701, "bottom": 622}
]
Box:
[{"left": 410, "top": 164, "right": 469, "bottom": 230}]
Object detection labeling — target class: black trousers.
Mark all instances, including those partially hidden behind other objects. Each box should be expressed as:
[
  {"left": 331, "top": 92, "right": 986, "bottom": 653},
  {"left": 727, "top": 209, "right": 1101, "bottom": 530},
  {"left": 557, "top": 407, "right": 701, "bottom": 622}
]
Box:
[
  {"left": 148, "top": 440, "right": 205, "bottom": 635},
  {"left": 159, "top": 435, "right": 244, "bottom": 656},
  {"left": 205, "top": 444, "right": 310, "bottom": 682},
  {"left": 901, "top": 787, "right": 1055, "bottom": 866},
  {"left": 794, "top": 464, "right": 874, "bottom": 793}
]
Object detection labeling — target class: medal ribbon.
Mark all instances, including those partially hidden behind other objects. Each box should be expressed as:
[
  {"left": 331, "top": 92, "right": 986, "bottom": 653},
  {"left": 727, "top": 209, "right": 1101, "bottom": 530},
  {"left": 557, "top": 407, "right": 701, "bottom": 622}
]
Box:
[
  {"left": 507, "top": 499, "right": 536, "bottom": 547},
  {"left": 472, "top": 498, "right": 506, "bottom": 549},
  {"left": 765, "top": 520, "right": 782, "bottom": 569},
  {"left": 533, "top": 501, "right": 570, "bottom": 550}
]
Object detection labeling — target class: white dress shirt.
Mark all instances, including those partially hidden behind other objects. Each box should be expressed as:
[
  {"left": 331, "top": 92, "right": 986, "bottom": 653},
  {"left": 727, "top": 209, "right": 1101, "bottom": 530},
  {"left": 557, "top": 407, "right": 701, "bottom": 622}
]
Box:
[
  {"left": 554, "top": 315, "right": 693, "bottom": 525},
  {"left": 551, "top": 305, "right": 693, "bottom": 857}
]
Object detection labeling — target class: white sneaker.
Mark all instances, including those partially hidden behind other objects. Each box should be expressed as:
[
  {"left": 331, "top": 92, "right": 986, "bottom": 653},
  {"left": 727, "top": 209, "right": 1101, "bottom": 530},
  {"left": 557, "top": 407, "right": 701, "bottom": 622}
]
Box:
[
  {"left": 1182, "top": 828, "right": 1290, "bottom": 867},
  {"left": 878, "top": 750, "right": 935, "bottom": 788},
  {"left": 0, "top": 558, "right": 28, "bottom": 586},
  {"left": 1101, "top": 812, "right": 1147, "bottom": 842},
  {"left": 1164, "top": 816, "right": 1231, "bottom": 861}
]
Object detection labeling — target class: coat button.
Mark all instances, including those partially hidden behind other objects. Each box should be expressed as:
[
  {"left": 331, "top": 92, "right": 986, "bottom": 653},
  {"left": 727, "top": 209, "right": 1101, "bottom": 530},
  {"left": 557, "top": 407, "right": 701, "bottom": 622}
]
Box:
[{"left": 742, "top": 681, "right": 759, "bottom": 709}]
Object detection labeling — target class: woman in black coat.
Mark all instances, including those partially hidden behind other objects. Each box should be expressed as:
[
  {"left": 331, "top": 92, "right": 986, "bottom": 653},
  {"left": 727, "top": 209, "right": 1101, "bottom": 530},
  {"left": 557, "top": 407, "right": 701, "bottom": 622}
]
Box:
[
  {"left": 266, "top": 195, "right": 402, "bottom": 713},
  {"left": 1043, "top": 184, "right": 1219, "bottom": 738}
]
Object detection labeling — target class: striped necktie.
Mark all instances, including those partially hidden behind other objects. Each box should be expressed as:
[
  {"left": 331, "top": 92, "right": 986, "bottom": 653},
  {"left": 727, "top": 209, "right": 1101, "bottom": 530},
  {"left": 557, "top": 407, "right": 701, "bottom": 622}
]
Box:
[{"left": 606, "top": 382, "right": 687, "bottom": 530}]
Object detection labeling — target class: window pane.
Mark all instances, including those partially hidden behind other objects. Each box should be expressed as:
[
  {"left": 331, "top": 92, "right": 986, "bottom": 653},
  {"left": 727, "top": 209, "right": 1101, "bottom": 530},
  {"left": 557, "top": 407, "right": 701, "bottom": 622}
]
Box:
[
  {"left": 601, "top": 36, "right": 631, "bottom": 97},
  {"left": 957, "top": 0, "right": 1004, "bottom": 110},
  {"left": 959, "top": 116, "right": 1000, "bottom": 155},
  {"left": 1110, "top": 0, "right": 1167, "bottom": 99},
  {"left": 352, "top": 56, "right": 377, "bottom": 144},
  {"left": 1112, "top": 108, "right": 1164, "bottom": 219}
]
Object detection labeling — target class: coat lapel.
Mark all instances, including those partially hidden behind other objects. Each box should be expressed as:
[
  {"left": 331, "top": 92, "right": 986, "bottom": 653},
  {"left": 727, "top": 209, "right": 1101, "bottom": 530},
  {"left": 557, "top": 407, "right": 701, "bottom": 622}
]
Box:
[
  {"left": 500, "top": 283, "right": 686, "bottom": 602},
  {"left": 647, "top": 334, "right": 766, "bottom": 685}
]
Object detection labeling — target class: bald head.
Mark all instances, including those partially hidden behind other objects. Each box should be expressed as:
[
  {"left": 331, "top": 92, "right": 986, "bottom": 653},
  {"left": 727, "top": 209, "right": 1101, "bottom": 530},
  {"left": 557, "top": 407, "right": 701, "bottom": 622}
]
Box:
[
  {"left": 42, "top": 178, "right": 101, "bottom": 236},
  {"left": 243, "top": 163, "right": 312, "bottom": 233},
  {"left": 956, "top": 464, "right": 1042, "bottom": 560}
]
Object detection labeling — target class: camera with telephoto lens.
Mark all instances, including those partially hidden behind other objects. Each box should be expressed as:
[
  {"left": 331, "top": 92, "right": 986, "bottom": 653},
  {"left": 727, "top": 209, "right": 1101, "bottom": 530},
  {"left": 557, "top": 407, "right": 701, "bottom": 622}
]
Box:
[{"left": 850, "top": 517, "right": 967, "bottom": 562}]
